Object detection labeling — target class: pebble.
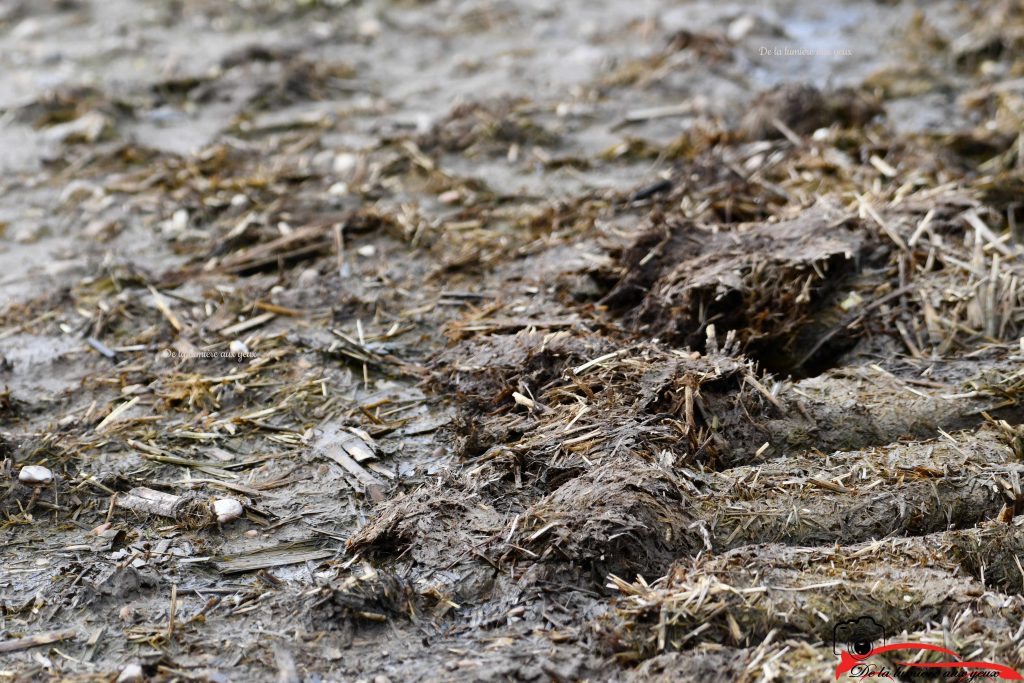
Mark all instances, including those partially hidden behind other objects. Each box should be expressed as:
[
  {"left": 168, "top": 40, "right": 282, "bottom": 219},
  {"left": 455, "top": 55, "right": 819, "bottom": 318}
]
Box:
[
  {"left": 213, "top": 498, "right": 243, "bottom": 524},
  {"left": 116, "top": 663, "right": 143, "bottom": 683},
  {"left": 83, "top": 218, "right": 121, "bottom": 241},
  {"left": 11, "top": 18, "right": 42, "bottom": 40},
  {"left": 726, "top": 14, "right": 756, "bottom": 41},
  {"left": 358, "top": 18, "right": 382, "bottom": 38},
  {"left": 333, "top": 153, "right": 358, "bottom": 176},
  {"left": 165, "top": 208, "right": 189, "bottom": 236},
  {"left": 438, "top": 190, "right": 461, "bottom": 205},
  {"left": 229, "top": 339, "right": 250, "bottom": 355},
  {"left": 297, "top": 267, "right": 320, "bottom": 288},
  {"left": 18, "top": 465, "right": 53, "bottom": 484}
]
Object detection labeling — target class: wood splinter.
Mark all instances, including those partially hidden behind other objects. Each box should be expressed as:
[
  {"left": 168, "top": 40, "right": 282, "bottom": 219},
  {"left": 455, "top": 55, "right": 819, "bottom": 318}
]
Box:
[
  {"left": 0, "top": 628, "right": 77, "bottom": 654},
  {"left": 115, "top": 487, "right": 243, "bottom": 529}
]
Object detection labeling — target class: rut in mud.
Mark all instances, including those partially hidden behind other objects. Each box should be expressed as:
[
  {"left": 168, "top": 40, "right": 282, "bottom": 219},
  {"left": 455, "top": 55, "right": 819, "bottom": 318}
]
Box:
[{"left": 3, "top": 0, "right": 1024, "bottom": 681}]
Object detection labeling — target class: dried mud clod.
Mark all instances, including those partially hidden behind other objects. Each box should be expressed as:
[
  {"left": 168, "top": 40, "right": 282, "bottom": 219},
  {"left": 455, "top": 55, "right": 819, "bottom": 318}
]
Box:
[
  {"left": 246, "top": 59, "right": 361, "bottom": 111},
  {"left": 504, "top": 457, "right": 699, "bottom": 579},
  {"left": 346, "top": 471, "right": 500, "bottom": 566},
  {"left": 433, "top": 330, "right": 616, "bottom": 408},
  {"left": 739, "top": 83, "right": 883, "bottom": 140},
  {"left": 438, "top": 338, "right": 769, "bottom": 474},
  {"left": 418, "top": 99, "right": 560, "bottom": 157},
  {"left": 599, "top": 207, "right": 867, "bottom": 375},
  {"left": 307, "top": 570, "right": 428, "bottom": 635}
]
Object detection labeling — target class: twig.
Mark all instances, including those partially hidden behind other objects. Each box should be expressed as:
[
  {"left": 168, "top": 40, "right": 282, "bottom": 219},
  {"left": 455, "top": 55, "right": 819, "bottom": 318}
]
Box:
[
  {"left": 963, "top": 210, "right": 1014, "bottom": 257},
  {"left": 0, "top": 629, "right": 77, "bottom": 654},
  {"left": 148, "top": 285, "right": 184, "bottom": 333},
  {"left": 95, "top": 397, "right": 140, "bottom": 434},
  {"left": 168, "top": 584, "right": 177, "bottom": 639}
]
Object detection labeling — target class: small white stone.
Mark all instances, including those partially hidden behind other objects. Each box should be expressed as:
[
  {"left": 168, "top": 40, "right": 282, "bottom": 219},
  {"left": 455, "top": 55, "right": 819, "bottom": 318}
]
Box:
[
  {"left": 12, "top": 18, "right": 42, "bottom": 40},
  {"left": 116, "top": 663, "right": 143, "bottom": 683},
  {"left": 333, "top": 153, "right": 358, "bottom": 176},
  {"left": 213, "top": 498, "right": 243, "bottom": 524},
  {"left": 297, "top": 267, "right": 320, "bottom": 288},
  {"left": 229, "top": 340, "right": 249, "bottom": 355},
  {"left": 162, "top": 208, "right": 189, "bottom": 237},
  {"left": 356, "top": 244, "right": 376, "bottom": 257},
  {"left": 727, "top": 14, "right": 757, "bottom": 41},
  {"left": 839, "top": 291, "right": 864, "bottom": 312},
  {"left": 415, "top": 113, "right": 432, "bottom": 135},
  {"left": 358, "top": 18, "right": 382, "bottom": 38},
  {"left": 328, "top": 181, "right": 349, "bottom": 196},
  {"left": 18, "top": 465, "right": 53, "bottom": 484}
]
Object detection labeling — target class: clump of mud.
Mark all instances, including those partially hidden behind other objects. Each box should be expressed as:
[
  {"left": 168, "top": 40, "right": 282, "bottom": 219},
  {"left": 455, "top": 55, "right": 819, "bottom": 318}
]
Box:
[
  {"left": 419, "top": 99, "right": 560, "bottom": 157},
  {"left": 600, "top": 206, "right": 866, "bottom": 374},
  {"left": 506, "top": 457, "right": 699, "bottom": 579},
  {"left": 740, "top": 84, "right": 882, "bottom": 140}
]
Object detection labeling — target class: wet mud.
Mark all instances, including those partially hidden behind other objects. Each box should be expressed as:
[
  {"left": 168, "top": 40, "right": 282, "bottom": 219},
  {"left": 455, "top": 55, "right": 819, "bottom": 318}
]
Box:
[{"left": 2, "top": 0, "right": 1024, "bottom": 681}]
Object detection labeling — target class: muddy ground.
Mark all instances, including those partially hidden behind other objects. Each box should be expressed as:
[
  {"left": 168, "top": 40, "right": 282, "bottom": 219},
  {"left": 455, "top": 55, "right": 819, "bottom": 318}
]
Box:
[{"left": 2, "top": 0, "right": 1024, "bottom": 681}]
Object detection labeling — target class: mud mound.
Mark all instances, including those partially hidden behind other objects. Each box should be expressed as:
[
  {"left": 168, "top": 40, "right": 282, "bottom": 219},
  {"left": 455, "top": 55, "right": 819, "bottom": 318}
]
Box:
[
  {"left": 434, "top": 329, "right": 616, "bottom": 406},
  {"left": 600, "top": 206, "right": 867, "bottom": 374},
  {"left": 307, "top": 570, "right": 425, "bottom": 633},
  {"left": 699, "top": 426, "right": 1016, "bottom": 549},
  {"left": 740, "top": 83, "right": 882, "bottom": 140},
  {"left": 418, "top": 99, "right": 560, "bottom": 157},
  {"left": 346, "top": 471, "right": 499, "bottom": 564},
  {"left": 602, "top": 523, "right": 1024, "bottom": 663},
  {"left": 505, "top": 457, "right": 698, "bottom": 579}
]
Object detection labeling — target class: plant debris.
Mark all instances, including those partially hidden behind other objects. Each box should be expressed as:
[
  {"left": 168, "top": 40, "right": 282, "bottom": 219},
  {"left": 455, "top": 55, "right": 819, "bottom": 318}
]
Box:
[{"left": 4, "top": 0, "right": 1024, "bottom": 680}]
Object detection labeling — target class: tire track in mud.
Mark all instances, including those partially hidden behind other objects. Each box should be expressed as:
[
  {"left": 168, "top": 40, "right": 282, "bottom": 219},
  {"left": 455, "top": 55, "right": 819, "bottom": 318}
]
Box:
[
  {"left": 601, "top": 522, "right": 1024, "bottom": 663},
  {"left": 347, "top": 189, "right": 1024, "bottom": 677}
]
